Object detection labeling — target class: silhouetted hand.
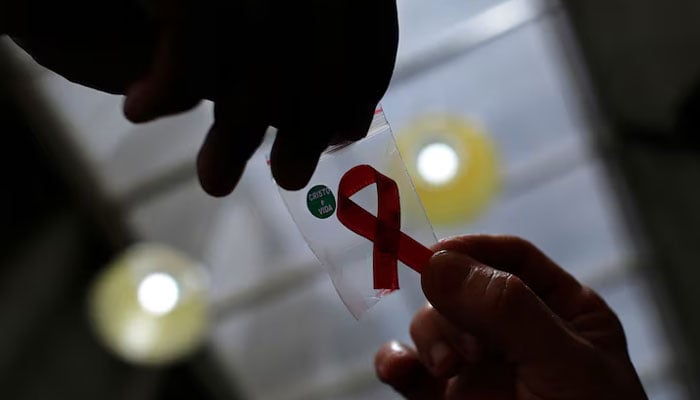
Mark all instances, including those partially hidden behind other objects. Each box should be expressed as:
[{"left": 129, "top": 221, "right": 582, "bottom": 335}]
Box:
[
  {"left": 375, "top": 235, "right": 648, "bottom": 400},
  {"left": 3, "top": 0, "right": 398, "bottom": 195}
]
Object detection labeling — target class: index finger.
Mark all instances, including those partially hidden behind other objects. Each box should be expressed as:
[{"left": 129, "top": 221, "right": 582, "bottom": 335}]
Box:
[{"left": 375, "top": 341, "right": 446, "bottom": 400}]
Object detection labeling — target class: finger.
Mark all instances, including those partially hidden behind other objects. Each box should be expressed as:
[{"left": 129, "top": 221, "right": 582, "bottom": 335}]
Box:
[
  {"left": 429, "top": 308, "right": 485, "bottom": 364},
  {"left": 404, "top": 309, "right": 512, "bottom": 400},
  {"left": 270, "top": 128, "right": 329, "bottom": 191},
  {"left": 409, "top": 307, "right": 461, "bottom": 378},
  {"left": 422, "top": 250, "right": 580, "bottom": 364},
  {"left": 336, "top": 0, "right": 398, "bottom": 103},
  {"left": 123, "top": 3, "right": 207, "bottom": 123},
  {"left": 327, "top": 0, "right": 397, "bottom": 145},
  {"left": 375, "top": 341, "right": 445, "bottom": 400},
  {"left": 303, "top": 0, "right": 396, "bottom": 147},
  {"left": 328, "top": 102, "right": 376, "bottom": 146},
  {"left": 197, "top": 96, "right": 268, "bottom": 197}
]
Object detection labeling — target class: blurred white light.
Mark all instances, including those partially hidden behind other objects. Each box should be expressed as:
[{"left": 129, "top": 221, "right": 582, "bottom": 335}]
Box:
[
  {"left": 138, "top": 273, "right": 180, "bottom": 315},
  {"left": 417, "top": 143, "right": 459, "bottom": 185}
]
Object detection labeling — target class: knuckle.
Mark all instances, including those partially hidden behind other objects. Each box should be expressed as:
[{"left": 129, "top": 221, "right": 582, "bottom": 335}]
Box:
[
  {"left": 498, "top": 274, "right": 530, "bottom": 314},
  {"left": 582, "top": 287, "right": 621, "bottom": 321},
  {"left": 580, "top": 286, "right": 607, "bottom": 308},
  {"left": 480, "top": 269, "right": 529, "bottom": 321},
  {"left": 500, "top": 235, "right": 536, "bottom": 252},
  {"left": 501, "top": 235, "right": 535, "bottom": 248},
  {"left": 570, "top": 286, "right": 629, "bottom": 349},
  {"left": 502, "top": 235, "right": 543, "bottom": 261},
  {"left": 585, "top": 288, "right": 626, "bottom": 333}
]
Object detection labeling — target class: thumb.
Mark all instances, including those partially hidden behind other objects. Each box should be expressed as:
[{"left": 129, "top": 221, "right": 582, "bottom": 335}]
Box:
[{"left": 421, "top": 250, "right": 578, "bottom": 364}]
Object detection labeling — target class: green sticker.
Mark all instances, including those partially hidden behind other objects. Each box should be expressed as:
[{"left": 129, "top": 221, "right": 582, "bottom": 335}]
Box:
[{"left": 307, "top": 185, "right": 336, "bottom": 219}]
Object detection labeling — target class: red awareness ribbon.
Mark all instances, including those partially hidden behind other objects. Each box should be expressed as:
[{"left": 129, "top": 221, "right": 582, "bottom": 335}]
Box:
[{"left": 337, "top": 164, "right": 433, "bottom": 291}]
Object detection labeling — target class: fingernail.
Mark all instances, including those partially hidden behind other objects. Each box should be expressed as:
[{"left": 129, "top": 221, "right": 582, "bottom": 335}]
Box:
[
  {"left": 459, "top": 333, "right": 481, "bottom": 363},
  {"left": 432, "top": 249, "right": 449, "bottom": 257},
  {"left": 437, "top": 237, "right": 456, "bottom": 244},
  {"left": 428, "top": 342, "right": 452, "bottom": 376},
  {"left": 389, "top": 340, "right": 410, "bottom": 355}
]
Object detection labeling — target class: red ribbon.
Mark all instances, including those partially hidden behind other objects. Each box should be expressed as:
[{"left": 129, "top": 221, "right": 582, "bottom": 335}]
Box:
[{"left": 337, "top": 164, "right": 433, "bottom": 291}]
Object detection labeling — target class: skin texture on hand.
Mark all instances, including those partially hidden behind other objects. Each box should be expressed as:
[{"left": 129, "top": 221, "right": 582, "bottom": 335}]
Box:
[
  {"left": 375, "top": 235, "right": 649, "bottom": 400},
  {"left": 4, "top": 0, "right": 399, "bottom": 196}
]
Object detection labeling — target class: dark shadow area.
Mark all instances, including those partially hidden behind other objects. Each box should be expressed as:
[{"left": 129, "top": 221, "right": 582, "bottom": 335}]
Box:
[{"left": 0, "top": 88, "right": 232, "bottom": 400}]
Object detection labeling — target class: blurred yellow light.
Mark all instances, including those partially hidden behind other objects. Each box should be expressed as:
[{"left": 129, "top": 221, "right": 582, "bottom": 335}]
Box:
[
  {"left": 417, "top": 142, "right": 460, "bottom": 185},
  {"left": 138, "top": 273, "right": 180, "bottom": 315},
  {"left": 88, "top": 244, "right": 209, "bottom": 366},
  {"left": 397, "top": 115, "right": 500, "bottom": 225}
]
